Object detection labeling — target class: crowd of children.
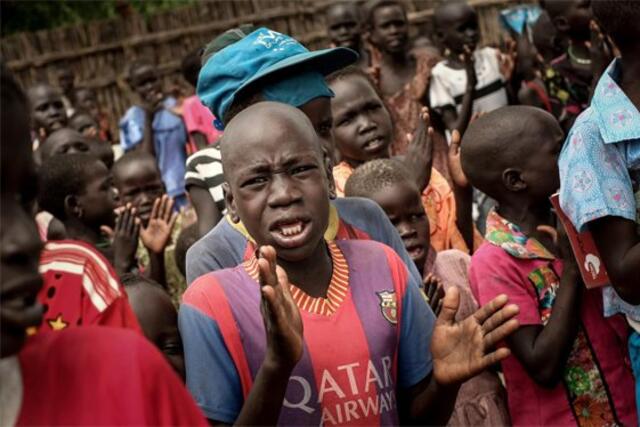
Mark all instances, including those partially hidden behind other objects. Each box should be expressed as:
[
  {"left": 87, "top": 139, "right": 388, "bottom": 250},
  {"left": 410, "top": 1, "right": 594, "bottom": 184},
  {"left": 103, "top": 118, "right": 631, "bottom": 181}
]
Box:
[{"left": 1, "top": 0, "right": 639, "bottom": 425}]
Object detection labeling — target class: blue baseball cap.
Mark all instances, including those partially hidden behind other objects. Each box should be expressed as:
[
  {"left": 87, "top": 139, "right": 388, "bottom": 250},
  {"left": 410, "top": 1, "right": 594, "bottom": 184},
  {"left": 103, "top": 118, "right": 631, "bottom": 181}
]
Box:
[{"left": 197, "top": 27, "right": 358, "bottom": 128}]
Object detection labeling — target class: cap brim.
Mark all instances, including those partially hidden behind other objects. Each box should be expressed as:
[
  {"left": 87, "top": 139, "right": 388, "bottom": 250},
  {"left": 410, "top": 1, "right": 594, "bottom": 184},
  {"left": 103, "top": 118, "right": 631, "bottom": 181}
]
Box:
[{"left": 236, "top": 47, "right": 358, "bottom": 98}]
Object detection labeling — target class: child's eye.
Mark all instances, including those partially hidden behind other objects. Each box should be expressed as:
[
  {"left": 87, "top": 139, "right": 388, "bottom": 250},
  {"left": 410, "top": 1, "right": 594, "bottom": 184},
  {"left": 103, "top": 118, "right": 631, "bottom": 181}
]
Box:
[
  {"left": 410, "top": 213, "right": 425, "bottom": 222},
  {"left": 291, "top": 165, "right": 315, "bottom": 175},
  {"left": 241, "top": 176, "right": 268, "bottom": 188}
]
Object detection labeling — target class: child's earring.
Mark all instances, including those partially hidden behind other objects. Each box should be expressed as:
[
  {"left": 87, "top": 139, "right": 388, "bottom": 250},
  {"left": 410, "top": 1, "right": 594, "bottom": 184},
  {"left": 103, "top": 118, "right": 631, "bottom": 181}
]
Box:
[
  {"left": 229, "top": 213, "right": 240, "bottom": 223},
  {"left": 76, "top": 207, "right": 84, "bottom": 220},
  {"left": 444, "top": 48, "right": 451, "bottom": 57}
]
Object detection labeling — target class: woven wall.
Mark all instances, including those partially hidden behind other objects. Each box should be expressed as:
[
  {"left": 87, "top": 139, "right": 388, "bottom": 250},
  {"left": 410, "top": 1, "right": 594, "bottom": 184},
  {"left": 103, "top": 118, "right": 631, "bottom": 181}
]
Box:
[{"left": 1, "top": 0, "right": 521, "bottom": 140}]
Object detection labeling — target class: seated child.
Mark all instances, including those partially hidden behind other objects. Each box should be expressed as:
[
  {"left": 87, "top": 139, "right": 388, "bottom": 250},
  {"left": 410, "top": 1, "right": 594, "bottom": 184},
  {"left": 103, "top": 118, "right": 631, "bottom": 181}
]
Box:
[
  {"left": 112, "top": 151, "right": 184, "bottom": 304},
  {"left": 74, "top": 87, "right": 113, "bottom": 143},
  {"left": 188, "top": 26, "right": 424, "bottom": 287},
  {"left": 27, "top": 83, "right": 68, "bottom": 149},
  {"left": 462, "top": 106, "right": 637, "bottom": 426},
  {"left": 345, "top": 158, "right": 511, "bottom": 427},
  {"left": 180, "top": 101, "right": 519, "bottom": 425},
  {"left": 559, "top": 0, "right": 640, "bottom": 412},
  {"left": 121, "top": 273, "right": 184, "bottom": 380},
  {"left": 119, "top": 60, "right": 188, "bottom": 209},
  {"left": 0, "top": 67, "right": 206, "bottom": 425},
  {"left": 180, "top": 48, "right": 223, "bottom": 155},
  {"left": 328, "top": 65, "right": 473, "bottom": 253},
  {"left": 430, "top": 1, "right": 510, "bottom": 133}
]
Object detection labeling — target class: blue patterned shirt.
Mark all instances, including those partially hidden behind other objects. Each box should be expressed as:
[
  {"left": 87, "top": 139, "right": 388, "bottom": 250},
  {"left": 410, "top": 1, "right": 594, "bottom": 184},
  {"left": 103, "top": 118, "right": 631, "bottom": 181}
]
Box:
[{"left": 559, "top": 58, "right": 640, "bottom": 321}]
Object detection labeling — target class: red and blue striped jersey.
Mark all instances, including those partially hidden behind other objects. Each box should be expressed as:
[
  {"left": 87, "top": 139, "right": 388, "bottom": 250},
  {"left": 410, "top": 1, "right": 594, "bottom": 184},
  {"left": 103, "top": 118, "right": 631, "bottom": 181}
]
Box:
[{"left": 180, "top": 239, "right": 435, "bottom": 425}]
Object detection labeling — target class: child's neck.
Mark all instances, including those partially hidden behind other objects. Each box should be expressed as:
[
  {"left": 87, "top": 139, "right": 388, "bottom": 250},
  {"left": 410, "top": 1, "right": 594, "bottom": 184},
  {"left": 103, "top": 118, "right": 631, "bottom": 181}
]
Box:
[
  {"left": 619, "top": 53, "right": 640, "bottom": 111},
  {"left": 496, "top": 200, "right": 554, "bottom": 237},
  {"left": 445, "top": 49, "right": 466, "bottom": 69},
  {"left": 64, "top": 219, "right": 102, "bottom": 246},
  {"left": 277, "top": 241, "right": 333, "bottom": 298},
  {"left": 380, "top": 48, "right": 411, "bottom": 69}
]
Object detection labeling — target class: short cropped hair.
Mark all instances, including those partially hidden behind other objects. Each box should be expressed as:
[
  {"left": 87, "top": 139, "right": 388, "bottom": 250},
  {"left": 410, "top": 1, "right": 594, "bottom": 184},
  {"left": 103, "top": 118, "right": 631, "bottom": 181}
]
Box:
[
  {"left": 345, "top": 158, "right": 413, "bottom": 198},
  {"left": 37, "top": 153, "right": 96, "bottom": 221},
  {"left": 120, "top": 272, "right": 165, "bottom": 291},
  {"left": 112, "top": 150, "right": 159, "bottom": 184},
  {"left": 181, "top": 47, "right": 204, "bottom": 88},
  {"left": 326, "top": 65, "right": 384, "bottom": 100}
]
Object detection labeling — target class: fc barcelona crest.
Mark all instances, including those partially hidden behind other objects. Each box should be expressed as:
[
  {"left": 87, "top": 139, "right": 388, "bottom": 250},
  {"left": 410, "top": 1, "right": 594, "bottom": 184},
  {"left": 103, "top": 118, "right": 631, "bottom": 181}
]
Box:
[{"left": 377, "top": 291, "right": 398, "bottom": 325}]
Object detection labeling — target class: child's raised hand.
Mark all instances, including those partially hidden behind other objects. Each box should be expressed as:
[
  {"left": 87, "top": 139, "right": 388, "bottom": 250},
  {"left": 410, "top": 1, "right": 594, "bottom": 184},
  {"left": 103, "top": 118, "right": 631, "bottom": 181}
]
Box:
[
  {"left": 461, "top": 45, "right": 478, "bottom": 88},
  {"left": 431, "top": 288, "right": 519, "bottom": 385},
  {"left": 404, "top": 107, "right": 435, "bottom": 192},
  {"left": 258, "top": 246, "right": 304, "bottom": 369},
  {"left": 112, "top": 203, "right": 140, "bottom": 274},
  {"left": 447, "top": 129, "right": 469, "bottom": 189},
  {"left": 497, "top": 39, "right": 517, "bottom": 81},
  {"left": 423, "top": 273, "right": 445, "bottom": 316},
  {"left": 140, "top": 195, "right": 178, "bottom": 254}
]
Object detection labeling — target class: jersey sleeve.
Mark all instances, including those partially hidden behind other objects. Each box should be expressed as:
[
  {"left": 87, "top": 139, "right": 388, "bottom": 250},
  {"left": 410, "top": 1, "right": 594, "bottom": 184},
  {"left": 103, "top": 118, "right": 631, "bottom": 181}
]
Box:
[
  {"left": 559, "top": 109, "right": 637, "bottom": 231},
  {"left": 179, "top": 299, "right": 243, "bottom": 423},
  {"left": 184, "top": 153, "right": 208, "bottom": 190},
  {"left": 468, "top": 247, "right": 542, "bottom": 326},
  {"left": 428, "top": 65, "right": 456, "bottom": 110},
  {"left": 383, "top": 247, "right": 435, "bottom": 389}
]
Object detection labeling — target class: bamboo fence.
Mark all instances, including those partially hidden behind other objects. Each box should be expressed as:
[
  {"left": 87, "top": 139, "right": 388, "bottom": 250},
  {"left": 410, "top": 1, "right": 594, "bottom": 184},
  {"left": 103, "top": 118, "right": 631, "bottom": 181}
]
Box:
[{"left": 1, "top": 0, "right": 522, "bottom": 140}]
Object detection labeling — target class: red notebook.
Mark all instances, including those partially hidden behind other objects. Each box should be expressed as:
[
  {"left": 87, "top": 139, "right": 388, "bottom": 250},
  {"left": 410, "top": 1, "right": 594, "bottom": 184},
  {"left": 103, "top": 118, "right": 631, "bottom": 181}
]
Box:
[{"left": 550, "top": 193, "right": 609, "bottom": 288}]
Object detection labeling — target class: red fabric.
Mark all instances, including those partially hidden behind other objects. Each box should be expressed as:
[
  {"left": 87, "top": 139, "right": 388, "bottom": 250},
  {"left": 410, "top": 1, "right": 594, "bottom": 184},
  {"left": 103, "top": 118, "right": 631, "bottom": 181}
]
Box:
[
  {"left": 37, "top": 240, "right": 141, "bottom": 334},
  {"left": 17, "top": 327, "right": 207, "bottom": 426}
]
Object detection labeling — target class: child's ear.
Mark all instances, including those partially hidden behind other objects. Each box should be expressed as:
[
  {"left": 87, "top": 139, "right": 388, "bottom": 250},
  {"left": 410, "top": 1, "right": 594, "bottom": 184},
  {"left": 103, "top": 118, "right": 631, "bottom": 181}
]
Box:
[
  {"left": 64, "top": 195, "right": 83, "bottom": 219},
  {"left": 552, "top": 16, "right": 570, "bottom": 34},
  {"left": 222, "top": 183, "right": 240, "bottom": 223},
  {"left": 502, "top": 168, "right": 527, "bottom": 192},
  {"left": 322, "top": 152, "right": 337, "bottom": 199}
]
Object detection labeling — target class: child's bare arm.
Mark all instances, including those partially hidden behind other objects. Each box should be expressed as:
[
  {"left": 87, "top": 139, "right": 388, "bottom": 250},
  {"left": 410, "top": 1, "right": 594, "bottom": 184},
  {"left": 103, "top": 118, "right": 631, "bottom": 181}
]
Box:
[
  {"left": 506, "top": 225, "right": 582, "bottom": 388},
  {"left": 188, "top": 186, "right": 223, "bottom": 238},
  {"left": 214, "top": 246, "right": 303, "bottom": 426},
  {"left": 591, "top": 216, "right": 640, "bottom": 304},
  {"left": 448, "top": 130, "right": 474, "bottom": 251},
  {"left": 440, "top": 47, "right": 477, "bottom": 134},
  {"left": 399, "top": 289, "right": 519, "bottom": 424}
]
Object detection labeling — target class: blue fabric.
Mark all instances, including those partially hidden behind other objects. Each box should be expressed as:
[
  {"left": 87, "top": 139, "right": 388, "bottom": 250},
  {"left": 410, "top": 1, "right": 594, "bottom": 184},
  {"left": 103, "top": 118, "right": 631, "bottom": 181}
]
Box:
[
  {"left": 196, "top": 27, "right": 357, "bottom": 125},
  {"left": 118, "top": 97, "right": 188, "bottom": 198},
  {"left": 629, "top": 331, "right": 640, "bottom": 421},
  {"left": 179, "top": 304, "right": 242, "bottom": 423},
  {"left": 558, "top": 58, "right": 640, "bottom": 321},
  {"left": 398, "top": 280, "right": 434, "bottom": 388},
  {"left": 262, "top": 71, "right": 334, "bottom": 108}
]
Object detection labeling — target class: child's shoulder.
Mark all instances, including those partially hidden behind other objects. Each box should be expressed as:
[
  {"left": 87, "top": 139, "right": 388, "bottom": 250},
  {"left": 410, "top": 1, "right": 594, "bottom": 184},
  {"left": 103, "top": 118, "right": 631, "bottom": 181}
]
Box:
[
  {"left": 336, "top": 239, "right": 406, "bottom": 275},
  {"left": 184, "top": 262, "right": 254, "bottom": 300}
]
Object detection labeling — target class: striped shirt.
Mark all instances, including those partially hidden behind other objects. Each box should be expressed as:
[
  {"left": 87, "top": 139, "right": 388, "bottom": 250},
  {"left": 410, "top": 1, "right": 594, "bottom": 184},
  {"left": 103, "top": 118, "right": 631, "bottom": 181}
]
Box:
[
  {"left": 184, "top": 147, "right": 225, "bottom": 213},
  {"left": 180, "top": 239, "right": 434, "bottom": 425},
  {"left": 37, "top": 240, "right": 140, "bottom": 333}
]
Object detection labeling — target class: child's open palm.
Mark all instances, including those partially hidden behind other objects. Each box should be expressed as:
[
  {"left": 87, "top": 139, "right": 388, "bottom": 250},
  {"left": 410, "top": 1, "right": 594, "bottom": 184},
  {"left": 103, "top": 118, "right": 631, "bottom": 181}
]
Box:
[
  {"left": 431, "top": 287, "right": 519, "bottom": 385},
  {"left": 258, "top": 246, "right": 304, "bottom": 369},
  {"left": 404, "top": 107, "right": 434, "bottom": 192},
  {"left": 447, "top": 129, "right": 469, "bottom": 188},
  {"left": 140, "top": 195, "right": 178, "bottom": 254}
]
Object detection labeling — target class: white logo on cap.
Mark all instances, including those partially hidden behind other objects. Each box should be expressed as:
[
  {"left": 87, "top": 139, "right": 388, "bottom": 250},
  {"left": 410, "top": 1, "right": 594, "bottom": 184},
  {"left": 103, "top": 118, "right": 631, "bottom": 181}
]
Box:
[{"left": 254, "top": 29, "right": 297, "bottom": 52}]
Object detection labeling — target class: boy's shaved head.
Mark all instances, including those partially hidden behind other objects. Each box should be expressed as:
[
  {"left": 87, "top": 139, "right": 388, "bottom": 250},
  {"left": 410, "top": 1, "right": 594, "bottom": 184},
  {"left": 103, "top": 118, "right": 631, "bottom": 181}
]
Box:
[
  {"left": 220, "top": 102, "right": 321, "bottom": 175},
  {"left": 461, "top": 106, "right": 563, "bottom": 202},
  {"left": 344, "top": 158, "right": 412, "bottom": 198}
]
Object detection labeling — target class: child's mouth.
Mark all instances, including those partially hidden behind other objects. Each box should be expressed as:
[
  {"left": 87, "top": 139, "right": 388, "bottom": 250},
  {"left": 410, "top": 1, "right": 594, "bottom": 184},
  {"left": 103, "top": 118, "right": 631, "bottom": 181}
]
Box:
[
  {"left": 406, "top": 244, "right": 425, "bottom": 260},
  {"left": 269, "top": 219, "right": 312, "bottom": 249},
  {"left": 363, "top": 136, "right": 387, "bottom": 153}
]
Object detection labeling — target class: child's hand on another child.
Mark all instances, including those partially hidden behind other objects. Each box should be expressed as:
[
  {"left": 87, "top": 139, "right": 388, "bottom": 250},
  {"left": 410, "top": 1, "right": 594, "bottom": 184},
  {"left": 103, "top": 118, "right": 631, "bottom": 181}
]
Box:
[
  {"left": 431, "top": 288, "right": 520, "bottom": 385},
  {"left": 113, "top": 203, "right": 141, "bottom": 274},
  {"left": 403, "top": 107, "right": 434, "bottom": 192},
  {"left": 258, "top": 246, "right": 304, "bottom": 370},
  {"left": 140, "top": 195, "right": 179, "bottom": 255},
  {"left": 423, "top": 274, "right": 445, "bottom": 316}
]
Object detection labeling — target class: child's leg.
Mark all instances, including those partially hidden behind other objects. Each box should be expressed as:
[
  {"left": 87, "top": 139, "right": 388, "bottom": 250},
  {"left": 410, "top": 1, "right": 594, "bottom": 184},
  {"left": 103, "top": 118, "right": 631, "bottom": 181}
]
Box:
[{"left": 629, "top": 330, "right": 640, "bottom": 419}]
